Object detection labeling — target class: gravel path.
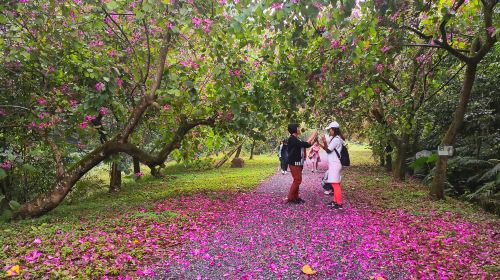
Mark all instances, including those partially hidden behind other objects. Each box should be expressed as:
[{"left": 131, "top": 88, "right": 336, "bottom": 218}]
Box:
[{"left": 147, "top": 155, "right": 411, "bottom": 279}]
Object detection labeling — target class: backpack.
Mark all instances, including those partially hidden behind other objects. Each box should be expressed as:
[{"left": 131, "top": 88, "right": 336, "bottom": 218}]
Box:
[{"left": 333, "top": 139, "right": 350, "bottom": 167}]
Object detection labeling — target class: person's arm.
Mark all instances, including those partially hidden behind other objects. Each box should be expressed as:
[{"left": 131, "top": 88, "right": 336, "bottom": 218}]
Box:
[
  {"left": 297, "top": 131, "right": 318, "bottom": 148},
  {"left": 319, "top": 135, "right": 330, "bottom": 152}
]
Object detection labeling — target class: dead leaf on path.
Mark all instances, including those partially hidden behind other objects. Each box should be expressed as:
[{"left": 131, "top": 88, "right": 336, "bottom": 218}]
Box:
[
  {"left": 369, "top": 276, "right": 386, "bottom": 280},
  {"left": 301, "top": 264, "right": 316, "bottom": 275}
]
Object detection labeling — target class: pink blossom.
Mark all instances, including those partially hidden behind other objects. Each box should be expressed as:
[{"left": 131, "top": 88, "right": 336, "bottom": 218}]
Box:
[
  {"left": 486, "top": 26, "right": 495, "bottom": 36},
  {"left": 338, "top": 91, "right": 346, "bottom": 98},
  {"left": 375, "top": 63, "right": 384, "bottom": 73},
  {"left": 84, "top": 115, "right": 96, "bottom": 122},
  {"left": 380, "top": 45, "right": 391, "bottom": 53},
  {"left": 218, "top": 0, "right": 226, "bottom": 5},
  {"left": 25, "top": 250, "right": 43, "bottom": 263},
  {"left": 330, "top": 40, "right": 340, "bottom": 49},
  {"left": 341, "top": 45, "right": 348, "bottom": 51},
  {"left": 271, "top": 3, "right": 283, "bottom": 9},
  {"left": 136, "top": 267, "right": 156, "bottom": 276},
  {"left": 416, "top": 55, "right": 426, "bottom": 63},
  {"left": 19, "top": 0, "right": 29, "bottom": 3},
  {"left": 230, "top": 69, "right": 241, "bottom": 77},
  {"left": 70, "top": 100, "right": 78, "bottom": 108},
  {"left": 374, "top": 87, "right": 381, "bottom": 94},
  {"left": 95, "top": 82, "right": 105, "bottom": 92},
  {"left": 0, "top": 160, "right": 12, "bottom": 170},
  {"left": 163, "top": 104, "right": 171, "bottom": 111},
  {"left": 192, "top": 17, "right": 202, "bottom": 27},
  {"left": 33, "top": 238, "right": 42, "bottom": 244},
  {"left": 79, "top": 122, "right": 88, "bottom": 129},
  {"left": 135, "top": 172, "right": 144, "bottom": 177},
  {"left": 166, "top": 22, "right": 174, "bottom": 30},
  {"left": 37, "top": 99, "right": 47, "bottom": 106},
  {"left": 109, "top": 50, "right": 117, "bottom": 57},
  {"left": 99, "top": 107, "right": 109, "bottom": 116},
  {"left": 116, "top": 78, "right": 124, "bottom": 87}
]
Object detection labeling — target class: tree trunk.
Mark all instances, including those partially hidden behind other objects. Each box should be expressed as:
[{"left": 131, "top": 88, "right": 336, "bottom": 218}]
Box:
[
  {"left": 249, "top": 140, "right": 256, "bottom": 160},
  {"left": 16, "top": 118, "right": 215, "bottom": 218},
  {"left": 431, "top": 64, "right": 477, "bottom": 199},
  {"left": 109, "top": 162, "right": 121, "bottom": 193},
  {"left": 133, "top": 156, "right": 141, "bottom": 174},
  {"left": 385, "top": 145, "right": 393, "bottom": 172},
  {"left": 214, "top": 143, "right": 242, "bottom": 169},
  {"left": 393, "top": 134, "right": 409, "bottom": 181},
  {"left": 235, "top": 145, "right": 242, "bottom": 158}
]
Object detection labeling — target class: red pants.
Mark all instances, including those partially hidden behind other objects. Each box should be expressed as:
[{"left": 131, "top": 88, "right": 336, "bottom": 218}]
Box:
[
  {"left": 288, "top": 165, "right": 303, "bottom": 201},
  {"left": 331, "top": 183, "right": 342, "bottom": 204}
]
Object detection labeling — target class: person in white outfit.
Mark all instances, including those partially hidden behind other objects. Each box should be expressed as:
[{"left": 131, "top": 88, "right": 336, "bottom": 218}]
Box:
[{"left": 319, "top": 121, "right": 345, "bottom": 209}]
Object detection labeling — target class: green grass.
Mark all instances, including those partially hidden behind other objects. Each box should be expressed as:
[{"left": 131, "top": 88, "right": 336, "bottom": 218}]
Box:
[
  {"left": 345, "top": 145, "right": 497, "bottom": 220},
  {"left": 3, "top": 155, "right": 278, "bottom": 227}
]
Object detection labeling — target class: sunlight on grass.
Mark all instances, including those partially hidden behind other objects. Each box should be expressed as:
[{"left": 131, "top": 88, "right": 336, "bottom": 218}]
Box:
[{"left": 5, "top": 155, "right": 278, "bottom": 226}]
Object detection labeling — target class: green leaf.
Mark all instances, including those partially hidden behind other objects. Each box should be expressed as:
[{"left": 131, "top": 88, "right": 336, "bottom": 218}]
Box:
[
  {"left": 0, "top": 169, "right": 6, "bottom": 180},
  {"left": 8, "top": 200, "right": 21, "bottom": 211},
  {"left": 0, "top": 209, "right": 12, "bottom": 223}
]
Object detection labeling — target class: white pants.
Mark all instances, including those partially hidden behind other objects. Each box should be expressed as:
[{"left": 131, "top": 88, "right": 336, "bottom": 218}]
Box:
[{"left": 326, "top": 161, "right": 342, "bottom": 183}]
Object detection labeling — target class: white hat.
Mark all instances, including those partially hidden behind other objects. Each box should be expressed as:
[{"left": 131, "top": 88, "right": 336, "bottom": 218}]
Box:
[{"left": 324, "top": 121, "right": 340, "bottom": 130}]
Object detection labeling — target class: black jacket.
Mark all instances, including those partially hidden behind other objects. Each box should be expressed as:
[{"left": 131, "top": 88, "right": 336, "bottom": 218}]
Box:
[{"left": 287, "top": 135, "right": 312, "bottom": 166}]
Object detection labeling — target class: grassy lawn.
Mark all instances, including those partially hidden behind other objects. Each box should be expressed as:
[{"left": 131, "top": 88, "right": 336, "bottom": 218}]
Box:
[
  {"left": 344, "top": 143, "right": 498, "bottom": 221},
  {"left": 7, "top": 154, "right": 279, "bottom": 226}
]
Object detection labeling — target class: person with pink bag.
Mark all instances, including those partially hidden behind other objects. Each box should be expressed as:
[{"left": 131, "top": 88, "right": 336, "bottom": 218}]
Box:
[{"left": 307, "top": 142, "right": 321, "bottom": 173}]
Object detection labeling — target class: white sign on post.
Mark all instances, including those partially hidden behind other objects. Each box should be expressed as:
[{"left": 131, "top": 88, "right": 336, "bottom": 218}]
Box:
[{"left": 437, "top": 145, "right": 454, "bottom": 156}]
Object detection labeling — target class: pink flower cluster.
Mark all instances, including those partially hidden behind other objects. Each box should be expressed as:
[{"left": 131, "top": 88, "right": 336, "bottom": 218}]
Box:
[
  {"left": 271, "top": 3, "right": 283, "bottom": 9},
  {"left": 192, "top": 17, "right": 213, "bottom": 33},
  {"left": 229, "top": 69, "right": 241, "bottom": 77},
  {"left": 375, "top": 63, "right": 384, "bottom": 73},
  {"left": 179, "top": 59, "right": 199, "bottom": 69},
  {"left": 330, "top": 40, "right": 340, "bottom": 49},
  {"left": 95, "top": 82, "right": 105, "bottom": 92},
  {"left": 79, "top": 115, "right": 96, "bottom": 129},
  {"left": 380, "top": 45, "right": 391, "bottom": 53},
  {"left": 135, "top": 172, "right": 144, "bottom": 177},
  {"left": 0, "top": 160, "right": 12, "bottom": 170},
  {"left": 99, "top": 107, "right": 109, "bottom": 116}
]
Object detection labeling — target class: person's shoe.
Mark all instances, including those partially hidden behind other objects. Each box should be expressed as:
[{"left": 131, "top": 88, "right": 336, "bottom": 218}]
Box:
[
  {"left": 324, "top": 190, "right": 332, "bottom": 195},
  {"left": 335, "top": 204, "right": 343, "bottom": 210},
  {"left": 285, "top": 198, "right": 300, "bottom": 204},
  {"left": 297, "top": 198, "right": 306, "bottom": 204},
  {"left": 284, "top": 171, "right": 288, "bottom": 175},
  {"left": 281, "top": 170, "right": 285, "bottom": 175},
  {"left": 327, "top": 201, "right": 337, "bottom": 208}
]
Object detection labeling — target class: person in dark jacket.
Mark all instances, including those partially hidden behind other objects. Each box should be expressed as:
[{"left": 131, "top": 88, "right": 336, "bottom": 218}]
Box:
[
  {"left": 278, "top": 139, "right": 289, "bottom": 174},
  {"left": 286, "top": 123, "right": 318, "bottom": 204}
]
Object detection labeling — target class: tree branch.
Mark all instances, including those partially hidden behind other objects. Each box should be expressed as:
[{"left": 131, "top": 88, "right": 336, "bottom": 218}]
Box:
[
  {"left": 437, "top": 15, "right": 472, "bottom": 63},
  {"left": 380, "top": 77, "right": 400, "bottom": 92},
  {"left": 401, "top": 25, "right": 432, "bottom": 41},
  {"left": 424, "top": 63, "right": 466, "bottom": 103}
]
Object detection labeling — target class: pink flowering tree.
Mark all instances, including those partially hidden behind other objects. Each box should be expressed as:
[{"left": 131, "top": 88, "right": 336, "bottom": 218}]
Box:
[{"left": 0, "top": 0, "right": 283, "bottom": 218}]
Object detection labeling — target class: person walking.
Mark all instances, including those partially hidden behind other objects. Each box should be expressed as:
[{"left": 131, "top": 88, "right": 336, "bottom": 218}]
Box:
[
  {"left": 278, "top": 139, "right": 288, "bottom": 174},
  {"left": 286, "top": 123, "right": 318, "bottom": 204},
  {"left": 308, "top": 142, "right": 321, "bottom": 173},
  {"left": 320, "top": 121, "right": 345, "bottom": 209}
]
